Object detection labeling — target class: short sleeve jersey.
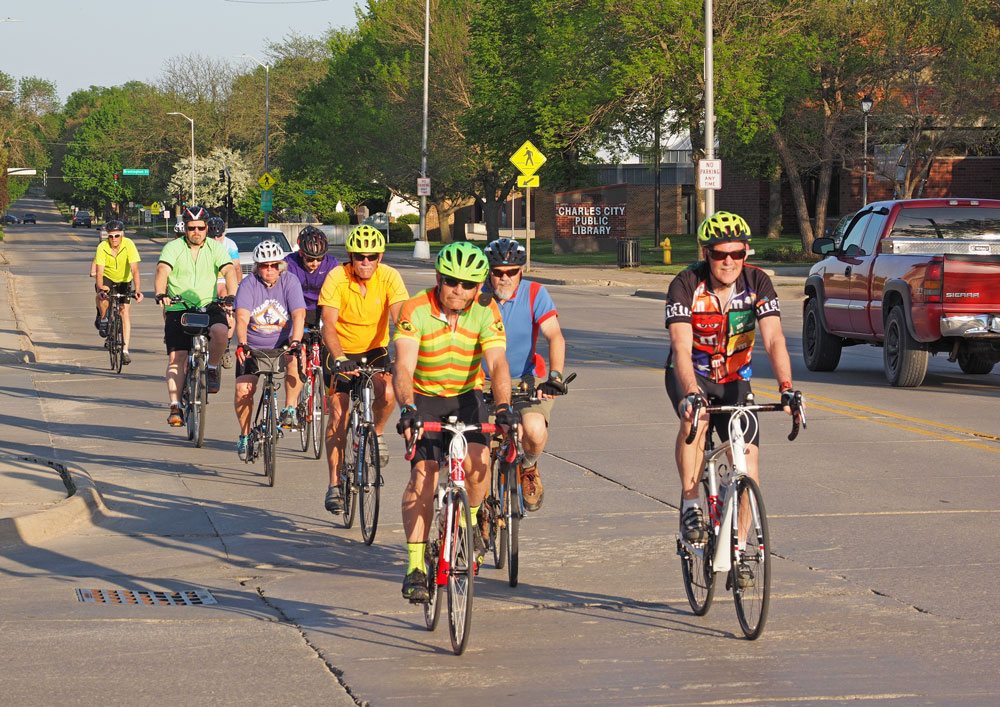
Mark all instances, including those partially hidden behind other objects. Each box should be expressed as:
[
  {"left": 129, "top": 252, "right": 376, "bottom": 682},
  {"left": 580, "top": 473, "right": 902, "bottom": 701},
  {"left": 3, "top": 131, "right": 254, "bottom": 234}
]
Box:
[
  {"left": 284, "top": 252, "right": 340, "bottom": 311},
  {"left": 482, "top": 279, "right": 558, "bottom": 380},
  {"left": 665, "top": 262, "right": 780, "bottom": 383},
  {"left": 93, "top": 237, "right": 141, "bottom": 283},
  {"left": 234, "top": 271, "right": 306, "bottom": 349},
  {"left": 220, "top": 236, "right": 239, "bottom": 261},
  {"left": 395, "top": 287, "right": 506, "bottom": 397},
  {"left": 317, "top": 263, "right": 408, "bottom": 352},
  {"left": 158, "top": 237, "right": 234, "bottom": 311}
]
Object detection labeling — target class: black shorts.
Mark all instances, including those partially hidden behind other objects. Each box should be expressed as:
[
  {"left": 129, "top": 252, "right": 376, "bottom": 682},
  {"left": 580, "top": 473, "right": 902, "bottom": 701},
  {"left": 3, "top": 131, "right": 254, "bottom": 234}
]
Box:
[
  {"left": 163, "top": 305, "right": 228, "bottom": 354},
  {"left": 323, "top": 347, "right": 390, "bottom": 394},
  {"left": 101, "top": 277, "right": 134, "bottom": 296},
  {"left": 409, "top": 389, "right": 489, "bottom": 466},
  {"left": 304, "top": 308, "right": 320, "bottom": 329},
  {"left": 664, "top": 367, "right": 760, "bottom": 447}
]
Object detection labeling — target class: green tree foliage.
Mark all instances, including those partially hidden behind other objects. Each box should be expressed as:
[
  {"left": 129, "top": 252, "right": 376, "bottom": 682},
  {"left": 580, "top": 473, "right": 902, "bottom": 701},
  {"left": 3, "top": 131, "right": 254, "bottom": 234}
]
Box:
[{"left": 0, "top": 74, "right": 58, "bottom": 212}]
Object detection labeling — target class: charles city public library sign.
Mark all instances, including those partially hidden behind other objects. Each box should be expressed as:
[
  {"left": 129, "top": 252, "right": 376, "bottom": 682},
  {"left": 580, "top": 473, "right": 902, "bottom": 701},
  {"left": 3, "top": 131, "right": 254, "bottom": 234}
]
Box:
[{"left": 553, "top": 183, "right": 628, "bottom": 253}]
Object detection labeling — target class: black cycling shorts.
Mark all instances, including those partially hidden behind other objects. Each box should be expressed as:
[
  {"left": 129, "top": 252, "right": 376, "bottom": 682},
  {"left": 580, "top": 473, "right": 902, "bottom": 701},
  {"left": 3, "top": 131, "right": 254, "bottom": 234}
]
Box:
[
  {"left": 409, "top": 389, "right": 489, "bottom": 466},
  {"left": 665, "top": 366, "right": 760, "bottom": 447},
  {"left": 163, "top": 304, "right": 228, "bottom": 354},
  {"left": 101, "top": 277, "right": 134, "bottom": 296},
  {"left": 323, "top": 346, "right": 390, "bottom": 394}
]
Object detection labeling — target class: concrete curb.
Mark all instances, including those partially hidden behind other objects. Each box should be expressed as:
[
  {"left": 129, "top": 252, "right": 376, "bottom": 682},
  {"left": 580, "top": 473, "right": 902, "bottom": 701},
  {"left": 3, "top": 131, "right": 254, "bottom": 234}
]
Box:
[
  {"left": 0, "top": 253, "right": 38, "bottom": 364},
  {"left": 0, "top": 452, "right": 109, "bottom": 547}
]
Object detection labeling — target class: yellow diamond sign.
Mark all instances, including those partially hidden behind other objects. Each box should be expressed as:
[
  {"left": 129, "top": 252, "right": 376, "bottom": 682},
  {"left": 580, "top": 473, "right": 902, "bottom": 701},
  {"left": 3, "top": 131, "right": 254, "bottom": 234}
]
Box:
[
  {"left": 150, "top": 202, "right": 161, "bottom": 215},
  {"left": 258, "top": 172, "right": 277, "bottom": 190},
  {"left": 510, "top": 140, "right": 546, "bottom": 177}
]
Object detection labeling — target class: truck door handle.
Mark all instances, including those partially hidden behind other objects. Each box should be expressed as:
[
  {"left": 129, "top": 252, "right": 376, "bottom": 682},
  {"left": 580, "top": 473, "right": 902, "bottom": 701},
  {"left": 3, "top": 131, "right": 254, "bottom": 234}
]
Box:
[{"left": 844, "top": 266, "right": 852, "bottom": 276}]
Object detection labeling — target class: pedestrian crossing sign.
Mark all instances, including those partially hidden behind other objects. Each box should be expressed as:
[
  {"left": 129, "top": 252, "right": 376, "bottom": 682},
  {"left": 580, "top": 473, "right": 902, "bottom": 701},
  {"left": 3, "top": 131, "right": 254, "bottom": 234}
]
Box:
[{"left": 510, "top": 140, "right": 546, "bottom": 177}]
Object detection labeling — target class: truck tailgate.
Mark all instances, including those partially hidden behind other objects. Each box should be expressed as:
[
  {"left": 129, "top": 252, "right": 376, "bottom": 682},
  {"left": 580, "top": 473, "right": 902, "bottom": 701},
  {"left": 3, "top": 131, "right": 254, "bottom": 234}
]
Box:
[{"left": 942, "top": 255, "right": 1000, "bottom": 311}]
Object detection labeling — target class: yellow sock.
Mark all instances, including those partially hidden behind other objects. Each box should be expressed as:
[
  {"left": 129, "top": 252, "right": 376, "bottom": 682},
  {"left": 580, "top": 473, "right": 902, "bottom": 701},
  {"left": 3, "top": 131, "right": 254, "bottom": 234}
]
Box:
[
  {"left": 407, "top": 542, "right": 426, "bottom": 573},
  {"left": 470, "top": 505, "right": 479, "bottom": 526}
]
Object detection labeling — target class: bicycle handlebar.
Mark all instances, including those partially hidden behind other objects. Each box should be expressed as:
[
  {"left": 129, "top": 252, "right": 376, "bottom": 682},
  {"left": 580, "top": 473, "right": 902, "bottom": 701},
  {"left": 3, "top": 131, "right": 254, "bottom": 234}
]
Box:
[
  {"left": 486, "top": 371, "right": 578, "bottom": 404},
  {"left": 402, "top": 420, "right": 517, "bottom": 461},
  {"left": 684, "top": 391, "right": 805, "bottom": 445}
]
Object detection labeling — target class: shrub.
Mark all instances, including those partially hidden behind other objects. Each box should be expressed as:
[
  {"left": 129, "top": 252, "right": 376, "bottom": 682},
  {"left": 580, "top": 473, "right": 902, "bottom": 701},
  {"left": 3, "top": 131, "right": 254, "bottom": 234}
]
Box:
[
  {"left": 329, "top": 212, "right": 351, "bottom": 226},
  {"left": 388, "top": 222, "right": 413, "bottom": 243},
  {"left": 753, "top": 245, "right": 812, "bottom": 263},
  {"left": 397, "top": 213, "right": 420, "bottom": 225}
]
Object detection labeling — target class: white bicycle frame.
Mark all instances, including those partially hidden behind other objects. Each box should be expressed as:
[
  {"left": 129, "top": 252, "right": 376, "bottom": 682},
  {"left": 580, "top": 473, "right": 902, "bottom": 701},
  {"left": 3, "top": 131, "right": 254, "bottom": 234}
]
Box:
[
  {"left": 708, "top": 409, "right": 756, "bottom": 574},
  {"left": 433, "top": 420, "right": 470, "bottom": 583}
]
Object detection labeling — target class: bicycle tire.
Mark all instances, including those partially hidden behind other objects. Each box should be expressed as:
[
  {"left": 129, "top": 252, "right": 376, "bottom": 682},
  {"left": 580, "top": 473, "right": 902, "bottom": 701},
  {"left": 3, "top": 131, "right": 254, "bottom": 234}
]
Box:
[
  {"left": 194, "top": 366, "right": 207, "bottom": 448},
  {"left": 488, "top": 449, "right": 504, "bottom": 569},
  {"left": 679, "top": 478, "right": 716, "bottom": 616},
  {"left": 184, "top": 365, "right": 196, "bottom": 441},
  {"left": 499, "top": 463, "right": 520, "bottom": 588},
  {"left": 341, "top": 410, "right": 359, "bottom": 528},
  {"left": 359, "top": 425, "right": 381, "bottom": 545},
  {"left": 424, "top": 512, "right": 442, "bottom": 631},
  {"left": 107, "top": 307, "right": 121, "bottom": 372},
  {"left": 264, "top": 389, "right": 277, "bottom": 487},
  {"left": 731, "top": 476, "right": 770, "bottom": 639},
  {"left": 114, "top": 313, "right": 124, "bottom": 374},
  {"left": 310, "top": 369, "right": 325, "bottom": 460},
  {"left": 447, "top": 487, "right": 474, "bottom": 655},
  {"left": 298, "top": 378, "right": 310, "bottom": 452}
]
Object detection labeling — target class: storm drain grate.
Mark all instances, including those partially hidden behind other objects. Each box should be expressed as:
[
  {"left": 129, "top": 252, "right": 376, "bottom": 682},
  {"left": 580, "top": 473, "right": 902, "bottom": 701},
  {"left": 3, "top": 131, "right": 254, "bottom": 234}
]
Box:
[{"left": 76, "top": 588, "right": 217, "bottom": 606}]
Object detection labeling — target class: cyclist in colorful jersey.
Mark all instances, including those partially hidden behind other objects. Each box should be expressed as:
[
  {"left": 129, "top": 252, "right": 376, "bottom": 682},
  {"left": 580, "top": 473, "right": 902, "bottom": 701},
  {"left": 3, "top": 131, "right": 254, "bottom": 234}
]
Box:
[
  {"left": 93, "top": 220, "right": 143, "bottom": 364},
  {"left": 281, "top": 225, "right": 340, "bottom": 429},
  {"left": 664, "top": 211, "right": 797, "bottom": 544},
  {"left": 233, "top": 240, "right": 306, "bottom": 460},
  {"left": 393, "top": 242, "right": 518, "bottom": 603},
  {"left": 481, "top": 238, "right": 568, "bottom": 511},
  {"left": 317, "top": 224, "right": 407, "bottom": 514},
  {"left": 154, "top": 207, "right": 240, "bottom": 427}
]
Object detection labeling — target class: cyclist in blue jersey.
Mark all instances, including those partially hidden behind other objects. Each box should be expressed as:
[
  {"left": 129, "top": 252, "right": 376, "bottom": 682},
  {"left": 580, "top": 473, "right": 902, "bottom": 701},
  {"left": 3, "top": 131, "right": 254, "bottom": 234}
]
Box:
[
  {"left": 482, "top": 238, "right": 568, "bottom": 511},
  {"left": 281, "top": 225, "right": 340, "bottom": 428}
]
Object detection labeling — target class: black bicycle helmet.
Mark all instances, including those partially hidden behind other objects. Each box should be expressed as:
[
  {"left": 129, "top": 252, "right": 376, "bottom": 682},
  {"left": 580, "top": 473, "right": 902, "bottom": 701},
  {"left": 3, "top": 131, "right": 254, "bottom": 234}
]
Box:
[
  {"left": 297, "top": 225, "right": 329, "bottom": 258},
  {"left": 206, "top": 216, "right": 226, "bottom": 238},
  {"left": 182, "top": 206, "right": 210, "bottom": 223},
  {"left": 484, "top": 237, "right": 526, "bottom": 267},
  {"left": 104, "top": 219, "right": 125, "bottom": 233}
]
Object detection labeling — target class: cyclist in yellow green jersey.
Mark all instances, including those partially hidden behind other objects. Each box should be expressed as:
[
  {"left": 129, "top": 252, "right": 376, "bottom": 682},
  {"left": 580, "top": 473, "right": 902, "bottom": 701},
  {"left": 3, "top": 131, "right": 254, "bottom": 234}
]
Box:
[
  {"left": 394, "top": 242, "right": 519, "bottom": 603},
  {"left": 93, "top": 220, "right": 143, "bottom": 364}
]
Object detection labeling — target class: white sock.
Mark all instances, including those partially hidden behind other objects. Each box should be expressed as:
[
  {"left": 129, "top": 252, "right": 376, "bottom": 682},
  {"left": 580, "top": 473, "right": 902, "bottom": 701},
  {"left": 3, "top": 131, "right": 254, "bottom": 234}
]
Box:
[{"left": 682, "top": 498, "right": 701, "bottom": 514}]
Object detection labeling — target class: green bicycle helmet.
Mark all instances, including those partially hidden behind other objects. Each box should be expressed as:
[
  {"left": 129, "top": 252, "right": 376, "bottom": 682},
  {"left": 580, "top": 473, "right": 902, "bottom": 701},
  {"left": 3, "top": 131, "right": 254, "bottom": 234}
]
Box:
[
  {"left": 697, "top": 211, "right": 751, "bottom": 246},
  {"left": 346, "top": 224, "right": 386, "bottom": 253},
  {"left": 435, "top": 242, "right": 490, "bottom": 282}
]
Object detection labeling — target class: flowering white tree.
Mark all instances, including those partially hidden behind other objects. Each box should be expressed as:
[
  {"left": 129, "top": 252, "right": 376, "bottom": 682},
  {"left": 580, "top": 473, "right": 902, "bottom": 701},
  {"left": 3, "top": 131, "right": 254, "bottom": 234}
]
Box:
[{"left": 168, "top": 147, "right": 254, "bottom": 212}]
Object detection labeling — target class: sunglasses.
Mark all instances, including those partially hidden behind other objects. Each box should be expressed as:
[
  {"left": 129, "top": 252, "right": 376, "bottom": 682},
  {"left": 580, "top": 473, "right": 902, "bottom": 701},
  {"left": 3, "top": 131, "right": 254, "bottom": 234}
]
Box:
[
  {"left": 442, "top": 276, "right": 479, "bottom": 291},
  {"left": 491, "top": 268, "right": 521, "bottom": 279},
  {"left": 108, "top": 233, "right": 123, "bottom": 238},
  {"left": 352, "top": 253, "right": 379, "bottom": 262},
  {"left": 708, "top": 248, "right": 747, "bottom": 262},
  {"left": 258, "top": 262, "right": 281, "bottom": 270},
  {"left": 186, "top": 225, "right": 208, "bottom": 232},
  {"left": 303, "top": 256, "right": 324, "bottom": 263}
]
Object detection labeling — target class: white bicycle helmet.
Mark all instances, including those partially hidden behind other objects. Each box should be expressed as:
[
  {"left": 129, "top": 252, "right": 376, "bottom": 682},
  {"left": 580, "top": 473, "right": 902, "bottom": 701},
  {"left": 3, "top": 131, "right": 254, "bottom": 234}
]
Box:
[
  {"left": 173, "top": 221, "right": 186, "bottom": 235},
  {"left": 253, "top": 239, "right": 286, "bottom": 263}
]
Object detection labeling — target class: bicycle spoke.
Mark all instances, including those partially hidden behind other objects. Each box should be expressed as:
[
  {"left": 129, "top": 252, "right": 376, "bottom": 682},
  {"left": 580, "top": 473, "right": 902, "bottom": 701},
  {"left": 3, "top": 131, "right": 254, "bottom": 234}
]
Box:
[
  {"left": 447, "top": 488, "right": 474, "bottom": 655},
  {"left": 679, "top": 478, "right": 716, "bottom": 616}
]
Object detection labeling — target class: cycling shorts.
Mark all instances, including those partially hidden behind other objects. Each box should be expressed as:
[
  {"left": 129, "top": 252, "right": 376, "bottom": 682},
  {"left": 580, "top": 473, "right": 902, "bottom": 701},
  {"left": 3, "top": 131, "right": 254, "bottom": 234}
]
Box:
[
  {"left": 163, "top": 305, "right": 228, "bottom": 354},
  {"left": 483, "top": 378, "right": 553, "bottom": 426},
  {"left": 409, "top": 389, "right": 489, "bottom": 466},
  {"left": 323, "top": 346, "right": 389, "bottom": 394},
  {"left": 101, "top": 277, "right": 134, "bottom": 296},
  {"left": 665, "top": 367, "right": 760, "bottom": 447}
]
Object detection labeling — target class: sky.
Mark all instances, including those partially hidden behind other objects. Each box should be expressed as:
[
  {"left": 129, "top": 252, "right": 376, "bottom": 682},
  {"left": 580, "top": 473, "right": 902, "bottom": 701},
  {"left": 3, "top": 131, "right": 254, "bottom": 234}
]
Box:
[{"left": 1, "top": 0, "right": 359, "bottom": 102}]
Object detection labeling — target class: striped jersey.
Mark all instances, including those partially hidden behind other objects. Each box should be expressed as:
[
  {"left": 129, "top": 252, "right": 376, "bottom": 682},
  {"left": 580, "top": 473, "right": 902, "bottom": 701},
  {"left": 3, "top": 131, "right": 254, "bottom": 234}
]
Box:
[{"left": 395, "top": 287, "right": 506, "bottom": 397}]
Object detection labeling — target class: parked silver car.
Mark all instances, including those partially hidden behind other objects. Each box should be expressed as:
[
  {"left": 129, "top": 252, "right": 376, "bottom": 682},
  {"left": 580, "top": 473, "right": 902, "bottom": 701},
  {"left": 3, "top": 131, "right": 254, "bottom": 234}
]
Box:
[{"left": 225, "top": 227, "right": 295, "bottom": 276}]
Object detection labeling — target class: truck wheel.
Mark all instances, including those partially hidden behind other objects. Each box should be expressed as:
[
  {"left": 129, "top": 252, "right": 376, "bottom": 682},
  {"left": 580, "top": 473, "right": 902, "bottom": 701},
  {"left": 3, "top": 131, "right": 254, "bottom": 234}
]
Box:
[
  {"left": 883, "top": 307, "right": 929, "bottom": 387},
  {"left": 802, "top": 298, "right": 842, "bottom": 371},
  {"left": 957, "top": 349, "right": 995, "bottom": 375}
]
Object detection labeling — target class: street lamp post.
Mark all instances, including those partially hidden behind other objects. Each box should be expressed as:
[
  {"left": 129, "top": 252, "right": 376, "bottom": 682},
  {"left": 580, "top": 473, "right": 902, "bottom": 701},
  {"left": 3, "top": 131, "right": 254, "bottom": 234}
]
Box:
[
  {"left": 703, "top": 0, "right": 716, "bottom": 219},
  {"left": 167, "top": 112, "right": 195, "bottom": 207},
  {"left": 236, "top": 54, "right": 270, "bottom": 226},
  {"left": 861, "top": 94, "right": 873, "bottom": 206},
  {"left": 413, "top": 0, "right": 432, "bottom": 260}
]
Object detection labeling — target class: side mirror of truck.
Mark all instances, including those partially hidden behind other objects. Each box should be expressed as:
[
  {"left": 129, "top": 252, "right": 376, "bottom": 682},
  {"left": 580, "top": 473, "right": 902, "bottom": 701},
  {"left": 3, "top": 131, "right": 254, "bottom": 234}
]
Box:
[{"left": 812, "top": 237, "right": 836, "bottom": 256}]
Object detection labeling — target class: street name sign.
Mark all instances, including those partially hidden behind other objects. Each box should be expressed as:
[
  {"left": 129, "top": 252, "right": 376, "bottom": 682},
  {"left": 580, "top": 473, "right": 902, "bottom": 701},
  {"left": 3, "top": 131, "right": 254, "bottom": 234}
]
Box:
[
  {"left": 302, "top": 189, "right": 317, "bottom": 196},
  {"left": 122, "top": 169, "right": 149, "bottom": 176},
  {"left": 261, "top": 189, "right": 273, "bottom": 211},
  {"left": 6, "top": 168, "right": 36, "bottom": 176}
]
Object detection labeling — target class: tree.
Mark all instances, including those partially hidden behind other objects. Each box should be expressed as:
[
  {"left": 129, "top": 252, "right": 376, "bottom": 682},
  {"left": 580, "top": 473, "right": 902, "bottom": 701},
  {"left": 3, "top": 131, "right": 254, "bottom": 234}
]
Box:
[
  {"left": 168, "top": 147, "right": 254, "bottom": 214},
  {"left": 0, "top": 74, "right": 58, "bottom": 212}
]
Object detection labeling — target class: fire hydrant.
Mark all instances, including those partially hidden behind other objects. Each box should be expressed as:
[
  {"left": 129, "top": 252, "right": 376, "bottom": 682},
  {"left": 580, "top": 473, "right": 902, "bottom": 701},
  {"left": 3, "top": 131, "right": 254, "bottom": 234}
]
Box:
[{"left": 661, "top": 237, "right": 672, "bottom": 265}]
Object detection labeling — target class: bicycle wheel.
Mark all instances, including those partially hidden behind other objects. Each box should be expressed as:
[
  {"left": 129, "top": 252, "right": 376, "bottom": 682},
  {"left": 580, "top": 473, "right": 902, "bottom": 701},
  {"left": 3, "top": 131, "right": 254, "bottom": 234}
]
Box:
[
  {"left": 679, "top": 478, "right": 717, "bottom": 616},
  {"left": 423, "top": 509, "right": 442, "bottom": 631},
  {"left": 194, "top": 366, "right": 207, "bottom": 448},
  {"left": 298, "top": 379, "right": 310, "bottom": 452},
  {"left": 447, "top": 487, "right": 474, "bottom": 655},
  {"left": 184, "top": 366, "right": 196, "bottom": 441},
  {"left": 310, "top": 369, "right": 325, "bottom": 460},
  {"left": 108, "top": 309, "right": 121, "bottom": 372},
  {"left": 359, "top": 425, "right": 381, "bottom": 545},
  {"left": 341, "top": 436, "right": 357, "bottom": 529},
  {"left": 731, "top": 476, "right": 770, "bottom": 640},
  {"left": 499, "top": 463, "right": 520, "bottom": 587},
  {"left": 264, "top": 389, "right": 277, "bottom": 487},
  {"left": 488, "top": 450, "right": 504, "bottom": 569}
]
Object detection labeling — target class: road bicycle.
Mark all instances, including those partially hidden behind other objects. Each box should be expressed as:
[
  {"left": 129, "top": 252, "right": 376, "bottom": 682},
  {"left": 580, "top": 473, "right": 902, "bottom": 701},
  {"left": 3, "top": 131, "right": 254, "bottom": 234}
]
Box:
[
  {"left": 103, "top": 289, "right": 132, "bottom": 374},
  {"left": 405, "top": 416, "right": 512, "bottom": 655},
  {"left": 242, "top": 347, "right": 291, "bottom": 487},
  {"left": 296, "top": 326, "right": 326, "bottom": 460},
  {"left": 178, "top": 310, "right": 213, "bottom": 448},
  {"left": 339, "top": 359, "right": 389, "bottom": 545},
  {"left": 676, "top": 391, "right": 805, "bottom": 640},
  {"left": 481, "top": 372, "right": 576, "bottom": 588}
]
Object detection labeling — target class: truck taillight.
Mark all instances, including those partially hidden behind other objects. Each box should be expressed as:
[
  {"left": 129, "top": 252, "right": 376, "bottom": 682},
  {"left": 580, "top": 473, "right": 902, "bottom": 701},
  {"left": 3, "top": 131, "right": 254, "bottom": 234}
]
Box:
[{"left": 924, "top": 258, "right": 943, "bottom": 302}]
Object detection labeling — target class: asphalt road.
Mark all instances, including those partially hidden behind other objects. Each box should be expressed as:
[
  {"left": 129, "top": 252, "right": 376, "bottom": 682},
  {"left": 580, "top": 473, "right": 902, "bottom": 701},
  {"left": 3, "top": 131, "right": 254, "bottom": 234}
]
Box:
[{"left": 1, "top": 195, "right": 999, "bottom": 705}]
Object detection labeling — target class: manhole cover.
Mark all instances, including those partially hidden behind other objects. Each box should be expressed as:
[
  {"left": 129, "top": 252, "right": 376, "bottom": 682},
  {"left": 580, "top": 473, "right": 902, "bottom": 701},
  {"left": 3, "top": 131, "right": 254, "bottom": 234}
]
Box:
[{"left": 76, "top": 588, "right": 217, "bottom": 606}]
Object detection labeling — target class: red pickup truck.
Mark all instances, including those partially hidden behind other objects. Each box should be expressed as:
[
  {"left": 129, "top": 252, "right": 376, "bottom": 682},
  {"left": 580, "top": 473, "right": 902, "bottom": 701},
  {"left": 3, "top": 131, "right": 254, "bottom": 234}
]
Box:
[{"left": 802, "top": 198, "right": 1000, "bottom": 386}]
